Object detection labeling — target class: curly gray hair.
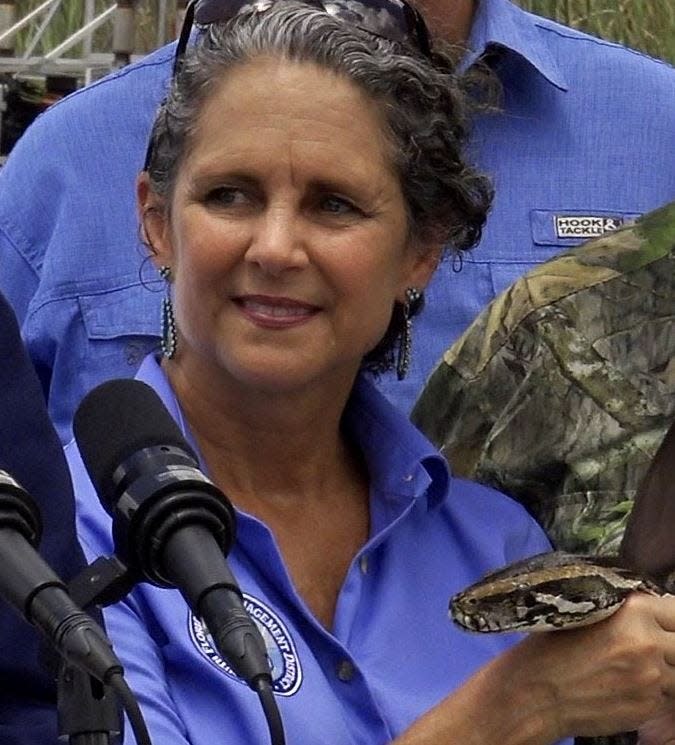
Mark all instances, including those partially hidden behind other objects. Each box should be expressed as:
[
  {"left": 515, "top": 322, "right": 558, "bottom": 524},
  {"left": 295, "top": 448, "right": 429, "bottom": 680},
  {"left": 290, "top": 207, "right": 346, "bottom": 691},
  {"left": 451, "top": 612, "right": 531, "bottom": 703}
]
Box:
[{"left": 145, "top": 0, "right": 494, "bottom": 373}]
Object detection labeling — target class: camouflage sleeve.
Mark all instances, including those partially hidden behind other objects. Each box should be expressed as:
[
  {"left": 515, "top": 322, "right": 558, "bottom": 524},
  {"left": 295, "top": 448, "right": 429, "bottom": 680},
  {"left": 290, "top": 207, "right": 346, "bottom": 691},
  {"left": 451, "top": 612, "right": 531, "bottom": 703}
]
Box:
[{"left": 412, "top": 201, "right": 675, "bottom": 556}]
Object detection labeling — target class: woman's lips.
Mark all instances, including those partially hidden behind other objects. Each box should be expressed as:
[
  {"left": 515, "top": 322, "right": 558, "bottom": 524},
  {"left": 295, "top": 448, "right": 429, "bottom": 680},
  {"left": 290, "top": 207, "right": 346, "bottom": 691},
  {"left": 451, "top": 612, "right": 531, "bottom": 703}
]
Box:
[{"left": 234, "top": 295, "right": 319, "bottom": 328}]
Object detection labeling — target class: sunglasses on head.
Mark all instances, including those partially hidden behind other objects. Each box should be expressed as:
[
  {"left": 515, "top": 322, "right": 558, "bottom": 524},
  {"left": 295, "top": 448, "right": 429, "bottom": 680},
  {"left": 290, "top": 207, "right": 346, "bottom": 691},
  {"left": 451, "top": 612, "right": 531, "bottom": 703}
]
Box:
[{"left": 174, "top": 0, "right": 432, "bottom": 74}]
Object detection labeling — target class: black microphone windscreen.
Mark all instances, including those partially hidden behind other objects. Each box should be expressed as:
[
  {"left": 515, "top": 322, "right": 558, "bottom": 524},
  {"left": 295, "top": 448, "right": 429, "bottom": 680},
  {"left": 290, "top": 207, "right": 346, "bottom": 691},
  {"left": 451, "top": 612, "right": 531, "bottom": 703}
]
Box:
[{"left": 73, "top": 379, "right": 198, "bottom": 506}]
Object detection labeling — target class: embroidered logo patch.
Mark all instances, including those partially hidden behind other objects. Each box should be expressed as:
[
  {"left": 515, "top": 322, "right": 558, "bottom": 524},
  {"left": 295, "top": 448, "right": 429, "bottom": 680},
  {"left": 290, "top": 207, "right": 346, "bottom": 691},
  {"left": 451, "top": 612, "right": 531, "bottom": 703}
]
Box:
[
  {"left": 554, "top": 215, "right": 625, "bottom": 239},
  {"left": 189, "top": 594, "right": 302, "bottom": 696}
]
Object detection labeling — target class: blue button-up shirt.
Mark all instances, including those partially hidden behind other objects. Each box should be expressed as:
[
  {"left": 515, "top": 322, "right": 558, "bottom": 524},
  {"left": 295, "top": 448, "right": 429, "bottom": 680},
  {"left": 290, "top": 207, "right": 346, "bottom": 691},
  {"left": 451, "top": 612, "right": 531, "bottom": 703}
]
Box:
[
  {"left": 68, "top": 354, "right": 568, "bottom": 745},
  {"left": 1, "top": 0, "right": 674, "bottom": 441}
]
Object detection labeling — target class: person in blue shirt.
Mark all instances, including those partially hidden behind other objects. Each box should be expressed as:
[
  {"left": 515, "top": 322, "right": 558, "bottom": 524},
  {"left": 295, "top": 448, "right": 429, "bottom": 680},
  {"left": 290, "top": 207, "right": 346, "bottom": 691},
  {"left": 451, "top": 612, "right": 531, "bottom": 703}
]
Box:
[
  {"left": 69, "top": 4, "right": 675, "bottom": 743},
  {"left": 1, "top": 0, "right": 673, "bottom": 444}
]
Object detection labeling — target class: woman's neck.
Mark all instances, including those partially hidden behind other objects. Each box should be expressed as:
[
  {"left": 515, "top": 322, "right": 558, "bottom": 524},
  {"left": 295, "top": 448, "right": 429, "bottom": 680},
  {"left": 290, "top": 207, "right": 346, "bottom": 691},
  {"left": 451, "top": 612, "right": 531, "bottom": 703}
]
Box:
[{"left": 163, "top": 357, "right": 363, "bottom": 510}]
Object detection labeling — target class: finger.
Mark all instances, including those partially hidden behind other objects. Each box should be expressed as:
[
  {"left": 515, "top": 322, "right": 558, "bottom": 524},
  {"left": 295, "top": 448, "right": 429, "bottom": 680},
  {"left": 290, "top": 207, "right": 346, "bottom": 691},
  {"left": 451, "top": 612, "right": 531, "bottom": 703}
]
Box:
[
  {"left": 661, "top": 665, "right": 675, "bottom": 700},
  {"left": 653, "top": 594, "right": 675, "bottom": 632},
  {"left": 639, "top": 708, "right": 675, "bottom": 744},
  {"left": 661, "top": 623, "right": 675, "bottom": 669}
]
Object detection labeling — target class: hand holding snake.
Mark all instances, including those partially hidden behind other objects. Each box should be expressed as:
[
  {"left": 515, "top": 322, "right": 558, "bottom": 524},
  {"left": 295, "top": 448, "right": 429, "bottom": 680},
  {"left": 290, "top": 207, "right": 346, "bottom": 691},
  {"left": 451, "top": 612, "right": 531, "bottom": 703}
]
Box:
[{"left": 449, "top": 551, "right": 675, "bottom": 743}]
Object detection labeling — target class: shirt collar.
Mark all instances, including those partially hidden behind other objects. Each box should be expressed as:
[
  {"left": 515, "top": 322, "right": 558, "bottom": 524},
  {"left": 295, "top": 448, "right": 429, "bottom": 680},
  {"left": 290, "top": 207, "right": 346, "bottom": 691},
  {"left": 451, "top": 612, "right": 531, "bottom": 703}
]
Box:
[
  {"left": 464, "top": 0, "right": 568, "bottom": 91},
  {"left": 136, "top": 353, "right": 188, "bottom": 429},
  {"left": 136, "top": 355, "right": 449, "bottom": 512},
  {"left": 343, "top": 375, "right": 450, "bottom": 511}
]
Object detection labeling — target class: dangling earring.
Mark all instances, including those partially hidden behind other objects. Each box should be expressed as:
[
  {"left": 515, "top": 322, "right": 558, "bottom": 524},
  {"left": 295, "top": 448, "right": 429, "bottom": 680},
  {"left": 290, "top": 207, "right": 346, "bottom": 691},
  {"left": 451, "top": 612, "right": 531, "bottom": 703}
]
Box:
[
  {"left": 159, "top": 265, "right": 177, "bottom": 359},
  {"left": 396, "top": 287, "right": 423, "bottom": 380}
]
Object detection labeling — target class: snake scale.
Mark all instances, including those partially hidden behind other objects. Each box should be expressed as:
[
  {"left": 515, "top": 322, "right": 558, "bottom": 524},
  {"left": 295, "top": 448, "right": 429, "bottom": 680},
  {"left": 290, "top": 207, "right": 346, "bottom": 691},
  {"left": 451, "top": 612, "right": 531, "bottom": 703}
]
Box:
[
  {"left": 450, "top": 550, "right": 671, "bottom": 633},
  {"left": 450, "top": 550, "right": 675, "bottom": 745}
]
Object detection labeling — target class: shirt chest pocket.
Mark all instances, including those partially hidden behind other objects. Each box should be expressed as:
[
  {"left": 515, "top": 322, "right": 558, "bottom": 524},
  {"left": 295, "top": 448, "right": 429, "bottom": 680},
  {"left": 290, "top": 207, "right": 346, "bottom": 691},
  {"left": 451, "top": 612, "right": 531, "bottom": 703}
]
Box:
[
  {"left": 531, "top": 209, "right": 641, "bottom": 248},
  {"left": 489, "top": 208, "right": 642, "bottom": 297},
  {"left": 79, "top": 283, "right": 161, "bottom": 366},
  {"left": 80, "top": 283, "right": 160, "bottom": 336}
]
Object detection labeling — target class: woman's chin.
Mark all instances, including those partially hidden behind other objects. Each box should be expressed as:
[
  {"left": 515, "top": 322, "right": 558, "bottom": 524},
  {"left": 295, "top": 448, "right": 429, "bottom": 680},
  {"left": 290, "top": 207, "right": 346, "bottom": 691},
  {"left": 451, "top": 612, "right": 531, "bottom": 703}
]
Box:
[
  {"left": 220, "top": 360, "right": 319, "bottom": 394},
  {"left": 218, "top": 355, "right": 356, "bottom": 398}
]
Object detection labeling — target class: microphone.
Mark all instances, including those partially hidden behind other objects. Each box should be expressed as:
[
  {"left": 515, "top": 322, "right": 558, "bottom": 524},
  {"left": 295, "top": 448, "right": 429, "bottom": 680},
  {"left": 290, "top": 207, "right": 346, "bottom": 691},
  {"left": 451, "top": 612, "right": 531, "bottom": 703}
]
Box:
[
  {"left": 72, "top": 379, "right": 272, "bottom": 691},
  {"left": 0, "top": 468, "right": 123, "bottom": 684}
]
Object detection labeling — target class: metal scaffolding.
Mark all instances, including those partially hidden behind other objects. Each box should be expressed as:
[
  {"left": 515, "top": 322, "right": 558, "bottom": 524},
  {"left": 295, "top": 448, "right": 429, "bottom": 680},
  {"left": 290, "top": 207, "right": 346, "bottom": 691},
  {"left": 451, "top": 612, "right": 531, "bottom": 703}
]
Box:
[
  {"left": 0, "top": 0, "right": 187, "bottom": 160},
  {"left": 0, "top": 0, "right": 185, "bottom": 77}
]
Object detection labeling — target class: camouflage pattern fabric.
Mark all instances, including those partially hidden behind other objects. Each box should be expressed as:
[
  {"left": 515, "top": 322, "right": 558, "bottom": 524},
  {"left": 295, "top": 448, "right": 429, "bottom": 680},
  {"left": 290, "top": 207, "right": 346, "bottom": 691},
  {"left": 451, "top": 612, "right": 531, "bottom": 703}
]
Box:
[{"left": 412, "top": 201, "right": 675, "bottom": 559}]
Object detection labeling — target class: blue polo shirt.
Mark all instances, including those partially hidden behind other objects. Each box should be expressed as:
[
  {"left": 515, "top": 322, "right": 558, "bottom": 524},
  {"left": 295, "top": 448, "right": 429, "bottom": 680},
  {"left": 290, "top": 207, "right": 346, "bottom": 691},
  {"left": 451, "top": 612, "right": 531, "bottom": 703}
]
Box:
[
  {"left": 1, "top": 0, "right": 674, "bottom": 441},
  {"left": 67, "top": 354, "right": 569, "bottom": 745}
]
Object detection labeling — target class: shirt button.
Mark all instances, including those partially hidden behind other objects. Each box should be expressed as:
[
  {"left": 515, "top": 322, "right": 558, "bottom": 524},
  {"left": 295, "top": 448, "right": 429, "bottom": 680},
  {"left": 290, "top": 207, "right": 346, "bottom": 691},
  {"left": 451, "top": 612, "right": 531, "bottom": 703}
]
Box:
[
  {"left": 336, "top": 659, "right": 355, "bottom": 682},
  {"left": 359, "top": 554, "right": 368, "bottom": 574},
  {"left": 402, "top": 474, "right": 413, "bottom": 482}
]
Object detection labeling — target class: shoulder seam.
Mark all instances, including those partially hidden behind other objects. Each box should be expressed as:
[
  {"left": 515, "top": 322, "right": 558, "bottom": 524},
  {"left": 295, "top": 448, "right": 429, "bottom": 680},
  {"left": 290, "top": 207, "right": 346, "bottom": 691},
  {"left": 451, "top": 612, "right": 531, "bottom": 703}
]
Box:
[
  {"left": 0, "top": 219, "right": 40, "bottom": 278},
  {"left": 45, "top": 46, "right": 174, "bottom": 112},
  {"left": 534, "top": 22, "right": 674, "bottom": 70}
]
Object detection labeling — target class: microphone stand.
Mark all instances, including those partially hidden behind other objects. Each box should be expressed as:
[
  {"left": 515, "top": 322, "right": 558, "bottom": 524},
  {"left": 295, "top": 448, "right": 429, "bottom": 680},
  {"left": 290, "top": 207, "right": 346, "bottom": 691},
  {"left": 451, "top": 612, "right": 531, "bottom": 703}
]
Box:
[
  {"left": 57, "top": 664, "right": 121, "bottom": 745},
  {"left": 55, "top": 556, "right": 138, "bottom": 745}
]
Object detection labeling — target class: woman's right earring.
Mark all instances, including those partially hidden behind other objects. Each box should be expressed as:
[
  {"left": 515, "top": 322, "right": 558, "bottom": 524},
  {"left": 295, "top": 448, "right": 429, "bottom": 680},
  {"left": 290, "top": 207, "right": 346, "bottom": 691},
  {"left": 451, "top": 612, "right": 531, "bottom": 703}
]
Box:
[{"left": 159, "top": 265, "right": 177, "bottom": 359}]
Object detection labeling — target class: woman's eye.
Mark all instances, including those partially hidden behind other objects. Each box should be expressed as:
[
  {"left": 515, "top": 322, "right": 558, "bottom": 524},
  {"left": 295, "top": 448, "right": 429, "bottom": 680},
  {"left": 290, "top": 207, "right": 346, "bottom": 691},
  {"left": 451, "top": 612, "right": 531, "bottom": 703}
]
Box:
[
  {"left": 205, "top": 187, "right": 247, "bottom": 207},
  {"left": 320, "top": 195, "right": 357, "bottom": 215}
]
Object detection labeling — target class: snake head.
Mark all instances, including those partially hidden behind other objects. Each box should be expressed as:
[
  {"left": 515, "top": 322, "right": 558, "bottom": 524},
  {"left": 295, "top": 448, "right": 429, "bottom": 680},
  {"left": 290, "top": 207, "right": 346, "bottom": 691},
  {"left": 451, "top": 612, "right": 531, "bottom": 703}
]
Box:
[{"left": 449, "top": 555, "right": 654, "bottom": 633}]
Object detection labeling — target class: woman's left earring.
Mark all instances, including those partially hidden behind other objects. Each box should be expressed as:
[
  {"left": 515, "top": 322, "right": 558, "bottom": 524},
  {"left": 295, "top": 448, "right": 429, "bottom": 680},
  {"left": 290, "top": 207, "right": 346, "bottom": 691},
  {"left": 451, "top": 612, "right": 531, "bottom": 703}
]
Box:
[
  {"left": 396, "top": 287, "right": 423, "bottom": 380},
  {"left": 159, "top": 265, "right": 177, "bottom": 359}
]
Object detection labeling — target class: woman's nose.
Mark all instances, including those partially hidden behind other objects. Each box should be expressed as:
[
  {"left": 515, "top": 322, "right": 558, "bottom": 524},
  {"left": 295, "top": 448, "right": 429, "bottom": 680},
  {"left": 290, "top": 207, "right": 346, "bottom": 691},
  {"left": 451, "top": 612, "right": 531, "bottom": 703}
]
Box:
[{"left": 244, "top": 207, "right": 309, "bottom": 276}]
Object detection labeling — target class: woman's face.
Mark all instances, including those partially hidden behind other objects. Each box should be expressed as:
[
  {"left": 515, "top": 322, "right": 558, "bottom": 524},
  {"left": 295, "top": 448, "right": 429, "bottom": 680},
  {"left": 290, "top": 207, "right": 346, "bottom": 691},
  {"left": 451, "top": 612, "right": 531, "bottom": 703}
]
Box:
[{"left": 143, "top": 56, "right": 438, "bottom": 395}]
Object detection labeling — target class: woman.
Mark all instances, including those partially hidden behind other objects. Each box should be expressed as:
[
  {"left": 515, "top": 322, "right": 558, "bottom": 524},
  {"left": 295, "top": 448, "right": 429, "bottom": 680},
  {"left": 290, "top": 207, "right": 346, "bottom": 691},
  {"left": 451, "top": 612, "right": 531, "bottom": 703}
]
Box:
[{"left": 68, "top": 1, "right": 675, "bottom": 743}]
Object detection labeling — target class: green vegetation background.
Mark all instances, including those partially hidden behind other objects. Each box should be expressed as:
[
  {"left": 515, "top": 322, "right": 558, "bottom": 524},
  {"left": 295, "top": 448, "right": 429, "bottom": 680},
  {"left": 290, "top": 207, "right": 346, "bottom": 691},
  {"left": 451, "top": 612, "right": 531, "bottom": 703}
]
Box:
[
  {"left": 11, "top": 0, "right": 675, "bottom": 65},
  {"left": 518, "top": 0, "right": 674, "bottom": 63}
]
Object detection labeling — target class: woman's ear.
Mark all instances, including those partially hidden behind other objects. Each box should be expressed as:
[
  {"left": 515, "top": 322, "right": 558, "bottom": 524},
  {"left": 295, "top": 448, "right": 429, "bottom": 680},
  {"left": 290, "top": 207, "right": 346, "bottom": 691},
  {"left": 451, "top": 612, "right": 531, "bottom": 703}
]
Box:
[
  {"left": 137, "top": 172, "right": 171, "bottom": 267},
  {"left": 402, "top": 240, "right": 443, "bottom": 297}
]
